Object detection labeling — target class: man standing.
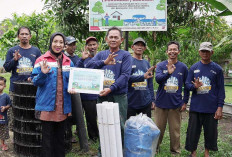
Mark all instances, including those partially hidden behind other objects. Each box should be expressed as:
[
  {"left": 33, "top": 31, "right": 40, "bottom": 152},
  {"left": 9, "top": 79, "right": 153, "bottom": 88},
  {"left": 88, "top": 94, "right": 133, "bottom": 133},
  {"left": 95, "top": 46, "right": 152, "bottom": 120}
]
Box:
[
  {"left": 3, "top": 26, "right": 41, "bottom": 129},
  {"left": 185, "top": 42, "right": 225, "bottom": 157},
  {"left": 3, "top": 26, "right": 41, "bottom": 91},
  {"left": 127, "top": 37, "right": 155, "bottom": 119},
  {"left": 77, "top": 36, "right": 99, "bottom": 141},
  {"left": 64, "top": 36, "right": 80, "bottom": 65},
  {"left": 154, "top": 41, "right": 189, "bottom": 155},
  {"left": 63, "top": 36, "right": 80, "bottom": 143},
  {"left": 86, "top": 27, "right": 132, "bottom": 137}
]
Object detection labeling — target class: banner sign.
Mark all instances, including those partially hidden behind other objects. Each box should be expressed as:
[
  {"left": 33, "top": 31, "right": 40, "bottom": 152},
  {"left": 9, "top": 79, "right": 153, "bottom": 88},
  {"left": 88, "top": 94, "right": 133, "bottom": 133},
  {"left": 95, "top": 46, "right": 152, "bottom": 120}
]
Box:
[
  {"left": 68, "top": 68, "right": 104, "bottom": 94},
  {"left": 89, "top": 0, "right": 167, "bottom": 31}
]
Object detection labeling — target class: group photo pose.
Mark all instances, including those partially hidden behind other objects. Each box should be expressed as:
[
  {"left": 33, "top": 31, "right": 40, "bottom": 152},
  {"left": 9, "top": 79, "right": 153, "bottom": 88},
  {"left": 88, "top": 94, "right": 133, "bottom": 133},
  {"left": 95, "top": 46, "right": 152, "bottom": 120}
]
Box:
[{"left": 0, "top": 0, "right": 231, "bottom": 157}]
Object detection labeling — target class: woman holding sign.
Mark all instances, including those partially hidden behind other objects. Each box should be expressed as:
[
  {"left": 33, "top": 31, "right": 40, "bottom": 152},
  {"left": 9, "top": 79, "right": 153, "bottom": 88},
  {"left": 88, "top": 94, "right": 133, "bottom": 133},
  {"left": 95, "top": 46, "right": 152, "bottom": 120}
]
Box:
[{"left": 32, "top": 32, "right": 74, "bottom": 157}]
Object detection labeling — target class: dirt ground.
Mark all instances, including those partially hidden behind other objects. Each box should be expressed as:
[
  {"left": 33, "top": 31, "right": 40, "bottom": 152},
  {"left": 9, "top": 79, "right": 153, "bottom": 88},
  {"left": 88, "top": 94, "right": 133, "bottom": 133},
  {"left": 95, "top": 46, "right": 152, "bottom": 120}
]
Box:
[
  {"left": 217, "top": 115, "right": 232, "bottom": 140},
  {"left": 1, "top": 112, "right": 232, "bottom": 157},
  {"left": 0, "top": 131, "right": 16, "bottom": 157}
]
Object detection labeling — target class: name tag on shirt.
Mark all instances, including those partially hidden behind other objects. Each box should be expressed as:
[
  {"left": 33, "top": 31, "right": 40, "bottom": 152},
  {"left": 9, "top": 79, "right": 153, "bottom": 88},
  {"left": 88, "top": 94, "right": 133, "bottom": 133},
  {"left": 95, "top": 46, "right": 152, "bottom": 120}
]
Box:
[
  {"left": 194, "top": 70, "right": 200, "bottom": 73},
  {"left": 163, "top": 70, "right": 168, "bottom": 73},
  {"left": 210, "top": 70, "right": 217, "bottom": 74}
]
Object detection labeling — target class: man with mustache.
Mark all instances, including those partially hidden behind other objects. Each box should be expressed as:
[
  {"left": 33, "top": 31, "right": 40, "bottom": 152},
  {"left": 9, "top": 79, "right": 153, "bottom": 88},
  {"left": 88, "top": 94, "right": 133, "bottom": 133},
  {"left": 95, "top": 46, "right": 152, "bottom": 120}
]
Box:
[
  {"left": 185, "top": 42, "right": 225, "bottom": 157},
  {"left": 3, "top": 26, "right": 41, "bottom": 130},
  {"left": 86, "top": 27, "right": 132, "bottom": 145},
  {"left": 77, "top": 36, "right": 100, "bottom": 141}
]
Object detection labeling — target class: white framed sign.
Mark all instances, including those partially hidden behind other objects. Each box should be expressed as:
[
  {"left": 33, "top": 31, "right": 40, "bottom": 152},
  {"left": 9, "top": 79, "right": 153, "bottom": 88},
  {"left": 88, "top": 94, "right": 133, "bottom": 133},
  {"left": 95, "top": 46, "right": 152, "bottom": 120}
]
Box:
[
  {"left": 68, "top": 68, "right": 104, "bottom": 94},
  {"left": 89, "top": 0, "right": 167, "bottom": 31}
]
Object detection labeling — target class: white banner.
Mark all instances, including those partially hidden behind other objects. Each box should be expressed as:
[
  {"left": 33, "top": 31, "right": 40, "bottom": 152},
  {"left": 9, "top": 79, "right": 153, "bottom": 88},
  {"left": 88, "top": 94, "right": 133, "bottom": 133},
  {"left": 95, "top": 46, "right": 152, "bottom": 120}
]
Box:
[{"left": 89, "top": 0, "right": 167, "bottom": 31}]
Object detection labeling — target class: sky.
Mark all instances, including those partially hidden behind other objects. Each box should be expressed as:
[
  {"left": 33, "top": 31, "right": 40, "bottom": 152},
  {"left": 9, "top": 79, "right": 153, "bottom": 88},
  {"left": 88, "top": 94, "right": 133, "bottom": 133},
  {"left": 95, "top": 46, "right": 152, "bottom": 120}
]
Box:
[
  {"left": 0, "top": 0, "right": 44, "bottom": 23},
  {"left": 224, "top": 16, "right": 232, "bottom": 26}
]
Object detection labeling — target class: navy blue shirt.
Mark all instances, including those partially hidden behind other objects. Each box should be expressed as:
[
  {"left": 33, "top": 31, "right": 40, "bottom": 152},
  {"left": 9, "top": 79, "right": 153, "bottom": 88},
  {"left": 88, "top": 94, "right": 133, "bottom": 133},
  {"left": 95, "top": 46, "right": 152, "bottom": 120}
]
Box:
[
  {"left": 64, "top": 51, "right": 80, "bottom": 65},
  {"left": 127, "top": 58, "right": 155, "bottom": 109},
  {"left": 155, "top": 60, "right": 189, "bottom": 109},
  {"left": 186, "top": 61, "right": 225, "bottom": 113},
  {"left": 86, "top": 49, "right": 132, "bottom": 95},
  {"left": 3, "top": 45, "right": 41, "bottom": 91},
  {"left": 77, "top": 57, "right": 98, "bottom": 100},
  {"left": 0, "top": 93, "right": 11, "bottom": 124}
]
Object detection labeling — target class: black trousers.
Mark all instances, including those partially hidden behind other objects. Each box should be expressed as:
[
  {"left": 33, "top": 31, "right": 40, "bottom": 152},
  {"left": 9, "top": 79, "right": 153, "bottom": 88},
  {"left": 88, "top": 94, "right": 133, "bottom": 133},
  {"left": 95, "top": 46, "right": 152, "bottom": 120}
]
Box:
[
  {"left": 82, "top": 99, "right": 99, "bottom": 141},
  {"left": 185, "top": 112, "right": 218, "bottom": 152},
  {"left": 41, "top": 120, "right": 65, "bottom": 157},
  {"left": 127, "top": 102, "right": 152, "bottom": 119}
]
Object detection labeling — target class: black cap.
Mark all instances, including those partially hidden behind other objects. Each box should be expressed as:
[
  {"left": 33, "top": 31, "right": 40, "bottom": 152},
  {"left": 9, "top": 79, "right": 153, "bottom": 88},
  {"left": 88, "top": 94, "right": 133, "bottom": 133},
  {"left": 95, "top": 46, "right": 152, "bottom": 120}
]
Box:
[
  {"left": 66, "top": 36, "right": 77, "bottom": 45},
  {"left": 132, "top": 37, "right": 146, "bottom": 46}
]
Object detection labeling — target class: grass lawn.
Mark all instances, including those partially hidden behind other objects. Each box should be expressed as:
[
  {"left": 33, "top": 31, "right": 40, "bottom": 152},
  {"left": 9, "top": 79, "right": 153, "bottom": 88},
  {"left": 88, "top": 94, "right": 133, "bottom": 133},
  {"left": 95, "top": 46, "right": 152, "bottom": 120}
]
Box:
[
  {"left": 225, "top": 86, "right": 232, "bottom": 103},
  {"left": 155, "top": 112, "right": 232, "bottom": 157},
  {"left": 102, "top": 20, "right": 123, "bottom": 26},
  {"left": 66, "top": 112, "right": 232, "bottom": 157}
]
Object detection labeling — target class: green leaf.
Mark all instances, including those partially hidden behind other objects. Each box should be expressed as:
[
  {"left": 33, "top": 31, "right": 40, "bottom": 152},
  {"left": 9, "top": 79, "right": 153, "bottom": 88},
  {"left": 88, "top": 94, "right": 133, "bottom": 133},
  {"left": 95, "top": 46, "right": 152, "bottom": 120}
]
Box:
[
  {"left": 217, "top": 9, "right": 232, "bottom": 16},
  {"left": 216, "top": 0, "right": 232, "bottom": 12},
  {"left": 189, "top": 0, "right": 227, "bottom": 11},
  {"left": 177, "top": 27, "right": 191, "bottom": 35}
]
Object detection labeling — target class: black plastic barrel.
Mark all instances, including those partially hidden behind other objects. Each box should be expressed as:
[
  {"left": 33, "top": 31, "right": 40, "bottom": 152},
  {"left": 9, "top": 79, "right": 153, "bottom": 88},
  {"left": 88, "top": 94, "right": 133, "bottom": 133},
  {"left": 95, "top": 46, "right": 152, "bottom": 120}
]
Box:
[{"left": 12, "top": 82, "right": 72, "bottom": 157}]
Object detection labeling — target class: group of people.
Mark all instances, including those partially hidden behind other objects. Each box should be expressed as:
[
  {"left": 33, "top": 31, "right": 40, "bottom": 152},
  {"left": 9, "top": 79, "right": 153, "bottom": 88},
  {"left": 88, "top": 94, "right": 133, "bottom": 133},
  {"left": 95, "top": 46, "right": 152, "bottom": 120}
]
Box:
[{"left": 0, "top": 26, "right": 225, "bottom": 157}]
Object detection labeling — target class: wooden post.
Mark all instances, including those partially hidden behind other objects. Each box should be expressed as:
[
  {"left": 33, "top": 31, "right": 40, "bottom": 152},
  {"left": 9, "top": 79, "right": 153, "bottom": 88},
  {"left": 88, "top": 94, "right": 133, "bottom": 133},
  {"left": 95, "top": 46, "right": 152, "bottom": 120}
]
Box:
[
  {"left": 124, "top": 31, "right": 129, "bottom": 51},
  {"left": 71, "top": 94, "right": 89, "bottom": 152}
]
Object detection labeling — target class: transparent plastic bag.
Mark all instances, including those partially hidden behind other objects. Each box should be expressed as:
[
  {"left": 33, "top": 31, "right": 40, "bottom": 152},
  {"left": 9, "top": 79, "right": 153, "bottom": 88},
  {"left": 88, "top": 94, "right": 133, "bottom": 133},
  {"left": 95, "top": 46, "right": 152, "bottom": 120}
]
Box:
[{"left": 124, "top": 113, "right": 160, "bottom": 157}]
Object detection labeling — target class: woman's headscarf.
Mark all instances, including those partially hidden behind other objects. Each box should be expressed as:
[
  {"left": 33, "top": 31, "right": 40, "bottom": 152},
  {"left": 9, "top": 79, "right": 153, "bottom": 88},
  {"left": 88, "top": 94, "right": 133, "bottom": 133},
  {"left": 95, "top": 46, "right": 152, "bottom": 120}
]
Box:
[{"left": 49, "top": 32, "right": 66, "bottom": 57}]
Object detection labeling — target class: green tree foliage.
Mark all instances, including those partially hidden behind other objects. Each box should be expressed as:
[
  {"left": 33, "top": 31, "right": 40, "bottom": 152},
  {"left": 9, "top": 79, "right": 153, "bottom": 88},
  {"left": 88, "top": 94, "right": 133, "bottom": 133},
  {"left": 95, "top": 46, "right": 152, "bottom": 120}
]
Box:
[
  {"left": 43, "top": 0, "right": 106, "bottom": 42},
  {"left": 0, "top": 11, "right": 57, "bottom": 59},
  {"left": 130, "top": 1, "right": 232, "bottom": 68},
  {"left": 43, "top": 0, "right": 232, "bottom": 68},
  {"left": 92, "top": 1, "right": 105, "bottom": 14}
]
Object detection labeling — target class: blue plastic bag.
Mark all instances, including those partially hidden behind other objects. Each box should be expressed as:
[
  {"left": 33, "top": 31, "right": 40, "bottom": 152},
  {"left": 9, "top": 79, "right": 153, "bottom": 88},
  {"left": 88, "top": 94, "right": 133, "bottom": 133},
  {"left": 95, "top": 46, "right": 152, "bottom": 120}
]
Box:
[{"left": 124, "top": 113, "right": 160, "bottom": 157}]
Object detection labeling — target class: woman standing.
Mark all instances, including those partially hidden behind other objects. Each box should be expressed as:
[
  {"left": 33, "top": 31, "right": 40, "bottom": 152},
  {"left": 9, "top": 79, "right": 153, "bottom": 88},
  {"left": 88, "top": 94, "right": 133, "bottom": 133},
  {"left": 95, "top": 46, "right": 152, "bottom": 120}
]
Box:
[{"left": 32, "top": 32, "right": 73, "bottom": 157}]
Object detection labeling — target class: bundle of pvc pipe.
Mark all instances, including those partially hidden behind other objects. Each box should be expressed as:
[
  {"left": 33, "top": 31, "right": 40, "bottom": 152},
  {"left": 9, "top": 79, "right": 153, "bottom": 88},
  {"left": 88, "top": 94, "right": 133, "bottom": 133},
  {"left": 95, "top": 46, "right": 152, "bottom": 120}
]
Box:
[{"left": 97, "top": 102, "right": 123, "bottom": 157}]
